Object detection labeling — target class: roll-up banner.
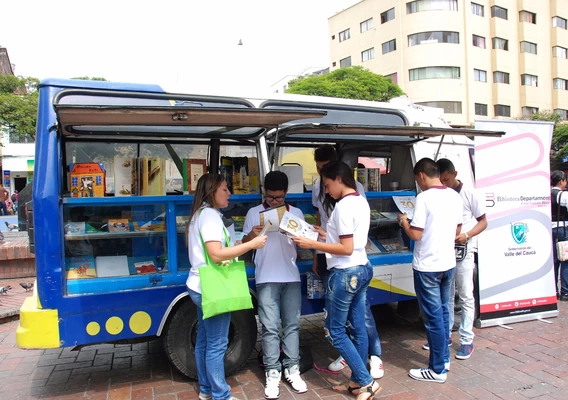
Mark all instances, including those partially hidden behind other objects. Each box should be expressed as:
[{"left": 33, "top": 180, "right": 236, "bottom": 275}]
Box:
[{"left": 475, "top": 120, "right": 558, "bottom": 328}]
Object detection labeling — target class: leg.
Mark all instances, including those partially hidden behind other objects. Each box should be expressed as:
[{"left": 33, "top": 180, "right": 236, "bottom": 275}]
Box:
[
  {"left": 188, "top": 290, "right": 211, "bottom": 397},
  {"left": 280, "top": 282, "right": 301, "bottom": 369},
  {"left": 257, "top": 283, "right": 283, "bottom": 372},
  {"left": 325, "top": 266, "right": 373, "bottom": 387},
  {"left": 440, "top": 269, "right": 454, "bottom": 365},
  {"left": 447, "top": 273, "right": 456, "bottom": 338},
  {"left": 455, "top": 253, "right": 475, "bottom": 346},
  {"left": 552, "top": 228, "right": 561, "bottom": 296}
]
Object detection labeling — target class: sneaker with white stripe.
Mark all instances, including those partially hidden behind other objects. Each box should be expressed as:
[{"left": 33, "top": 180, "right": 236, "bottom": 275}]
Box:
[
  {"left": 408, "top": 367, "right": 447, "bottom": 383},
  {"left": 328, "top": 356, "right": 347, "bottom": 372}
]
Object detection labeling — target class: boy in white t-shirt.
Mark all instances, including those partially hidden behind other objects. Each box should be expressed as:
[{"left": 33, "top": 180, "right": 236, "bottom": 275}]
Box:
[
  {"left": 398, "top": 158, "right": 463, "bottom": 384},
  {"left": 243, "top": 171, "right": 307, "bottom": 399},
  {"left": 437, "top": 158, "right": 487, "bottom": 361}
]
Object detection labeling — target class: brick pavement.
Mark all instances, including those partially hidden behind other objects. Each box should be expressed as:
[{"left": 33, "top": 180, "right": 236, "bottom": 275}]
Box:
[
  {"left": 0, "top": 299, "right": 567, "bottom": 399},
  {"left": 0, "top": 277, "right": 34, "bottom": 319}
]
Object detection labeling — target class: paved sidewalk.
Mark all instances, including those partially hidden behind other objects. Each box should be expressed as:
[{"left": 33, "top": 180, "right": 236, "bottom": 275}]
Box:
[
  {"left": 0, "top": 277, "right": 34, "bottom": 319},
  {"left": 0, "top": 299, "right": 567, "bottom": 399}
]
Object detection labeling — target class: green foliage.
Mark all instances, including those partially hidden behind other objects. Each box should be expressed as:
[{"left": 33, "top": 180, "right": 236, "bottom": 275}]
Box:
[
  {"left": 0, "top": 75, "right": 39, "bottom": 142},
  {"left": 71, "top": 76, "right": 108, "bottom": 81},
  {"left": 524, "top": 110, "right": 568, "bottom": 167},
  {"left": 286, "top": 66, "right": 404, "bottom": 102}
]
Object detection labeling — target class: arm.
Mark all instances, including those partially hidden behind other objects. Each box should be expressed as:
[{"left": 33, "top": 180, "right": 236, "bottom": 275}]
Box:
[
  {"left": 242, "top": 226, "right": 263, "bottom": 243},
  {"left": 398, "top": 216, "right": 423, "bottom": 241},
  {"left": 205, "top": 236, "right": 265, "bottom": 264},
  {"left": 456, "top": 217, "right": 486, "bottom": 244}
]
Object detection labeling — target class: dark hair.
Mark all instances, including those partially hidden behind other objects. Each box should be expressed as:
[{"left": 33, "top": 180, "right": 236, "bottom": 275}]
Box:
[
  {"left": 320, "top": 161, "right": 357, "bottom": 190},
  {"left": 413, "top": 157, "right": 439, "bottom": 178},
  {"left": 265, "top": 171, "right": 288, "bottom": 191},
  {"left": 314, "top": 144, "right": 337, "bottom": 162},
  {"left": 436, "top": 158, "right": 456, "bottom": 174},
  {"left": 551, "top": 170, "right": 566, "bottom": 186}
]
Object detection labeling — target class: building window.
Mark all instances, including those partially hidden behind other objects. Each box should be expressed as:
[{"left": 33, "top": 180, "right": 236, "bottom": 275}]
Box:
[
  {"left": 331, "top": 35, "right": 336, "bottom": 40},
  {"left": 8, "top": 132, "right": 34, "bottom": 144},
  {"left": 332, "top": 61, "right": 337, "bottom": 67},
  {"left": 360, "top": 18, "right": 373, "bottom": 33},
  {"left": 339, "top": 57, "right": 352, "bottom": 68},
  {"left": 382, "top": 39, "right": 397, "bottom": 54},
  {"left": 494, "top": 104, "right": 511, "bottom": 117},
  {"left": 491, "top": 6, "right": 508, "bottom": 20},
  {"left": 554, "top": 78, "right": 568, "bottom": 90},
  {"left": 381, "top": 8, "right": 395, "bottom": 24},
  {"left": 407, "top": 0, "right": 458, "bottom": 14},
  {"left": 553, "top": 16, "right": 567, "bottom": 29},
  {"left": 492, "top": 37, "right": 509, "bottom": 51},
  {"left": 409, "top": 66, "right": 460, "bottom": 80},
  {"left": 472, "top": 35, "right": 486, "bottom": 48},
  {"left": 471, "top": 2, "right": 484, "bottom": 17},
  {"left": 553, "top": 46, "right": 568, "bottom": 59},
  {"left": 519, "top": 11, "right": 536, "bottom": 24},
  {"left": 416, "top": 101, "right": 462, "bottom": 114},
  {"left": 474, "top": 69, "right": 487, "bottom": 82},
  {"left": 493, "top": 71, "right": 510, "bottom": 84},
  {"left": 408, "top": 31, "right": 459, "bottom": 46},
  {"left": 385, "top": 72, "right": 398, "bottom": 84},
  {"left": 522, "top": 107, "right": 539, "bottom": 117},
  {"left": 520, "top": 41, "right": 537, "bottom": 54},
  {"left": 339, "top": 29, "right": 351, "bottom": 42},
  {"left": 555, "top": 109, "right": 568, "bottom": 120},
  {"left": 521, "top": 74, "right": 538, "bottom": 87},
  {"left": 475, "top": 103, "right": 488, "bottom": 116},
  {"left": 361, "top": 48, "right": 375, "bottom": 62}
]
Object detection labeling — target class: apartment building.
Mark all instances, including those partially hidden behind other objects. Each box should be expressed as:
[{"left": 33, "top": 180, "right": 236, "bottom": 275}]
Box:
[{"left": 329, "top": 0, "right": 568, "bottom": 126}]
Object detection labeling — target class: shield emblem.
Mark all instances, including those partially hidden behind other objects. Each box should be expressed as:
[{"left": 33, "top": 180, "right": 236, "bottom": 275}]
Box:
[{"left": 511, "top": 222, "right": 527, "bottom": 244}]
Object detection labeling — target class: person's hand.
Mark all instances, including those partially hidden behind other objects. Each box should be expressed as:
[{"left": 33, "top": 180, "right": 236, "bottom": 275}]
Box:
[
  {"left": 313, "top": 225, "right": 327, "bottom": 241},
  {"left": 292, "top": 236, "right": 317, "bottom": 249},
  {"left": 455, "top": 232, "right": 468, "bottom": 244},
  {"left": 397, "top": 213, "right": 408, "bottom": 223},
  {"left": 249, "top": 234, "right": 267, "bottom": 250},
  {"left": 247, "top": 225, "right": 263, "bottom": 240}
]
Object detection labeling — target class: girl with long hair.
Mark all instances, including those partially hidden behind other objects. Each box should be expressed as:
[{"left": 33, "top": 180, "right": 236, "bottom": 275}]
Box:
[
  {"left": 294, "top": 161, "right": 381, "bottom": 400},
  {"left": 186, "top": 173, "right": 267, "bottom": 400}
]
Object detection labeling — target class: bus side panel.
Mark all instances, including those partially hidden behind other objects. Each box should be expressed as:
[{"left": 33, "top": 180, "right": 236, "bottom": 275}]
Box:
[{"left": 58, "top": 286, "right": 188, "bottom": 346}]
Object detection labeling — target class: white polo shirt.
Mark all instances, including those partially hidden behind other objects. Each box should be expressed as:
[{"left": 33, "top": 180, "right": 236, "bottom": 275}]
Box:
[
  {"left": 312, "top": 179, "right": 366, "bottom": 255},
  {"left": 186, "top": 207, "right": 227, "bottom": 293},
  {"left": 455, "top": 182, "right": 486, "bottom": 252},
  {"left": 410, "top": 186, "right": 463, "bottom": 272},
  {"left": 326, "top": 193, "right": 370, "bottom": 270},
  {"left": 243, "top": 203, "right": 303, "bottom": 284}
]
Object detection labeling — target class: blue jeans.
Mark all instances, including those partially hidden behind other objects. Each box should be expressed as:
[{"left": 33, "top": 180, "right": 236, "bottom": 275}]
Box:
[
  {"left": 325, "top": 264, "right": 373, "bottom": 386},
  {"left": 413, "top": 268, "right": 455, "bottom": 374},
  {"left": 552, "top": 227, "right": 568, "bottom": 296},
  {"left": 257, "top": 282, "right": 302, "bottom": 371},
  {"left": 448, "top": 251, "right": 475, "bottom": 345},
  {"left": 188, "top": 289, "right": 232, "bottom": 400}
]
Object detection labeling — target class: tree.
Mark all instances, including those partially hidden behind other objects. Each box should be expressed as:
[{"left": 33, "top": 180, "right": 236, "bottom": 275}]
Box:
[
  {"left": 522, "top": 110, "right": 568, "bottom": 167},
  {"left": 0, "top": 75, "right": 39, "bottom": 142},
  {"left": 286, "top": 66, "right": 404, "bottom": 102}
]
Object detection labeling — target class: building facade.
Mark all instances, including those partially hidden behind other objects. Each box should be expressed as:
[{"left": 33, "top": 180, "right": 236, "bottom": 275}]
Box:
[
  {"left": 329, "top": 0, "right": 568, "bottom": 126},
  {"left": 270, "top": 67, "right": 329, "bottom": 93}
]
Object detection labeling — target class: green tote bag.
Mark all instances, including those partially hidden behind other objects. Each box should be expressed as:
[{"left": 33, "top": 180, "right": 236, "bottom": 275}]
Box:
[{"left": 198, "top": 218, "right": 253, "bottom": 319}]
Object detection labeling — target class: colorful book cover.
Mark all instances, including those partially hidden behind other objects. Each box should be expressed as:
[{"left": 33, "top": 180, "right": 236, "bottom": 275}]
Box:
[
  {"left": 131, "top": 157, "right": 140, "bottom": 196},
  {"left": 108, "top": 219, "right": 131, "bottom": 232},
  {"left": 182, "top": 159, "right": 207, "bottom": 192},
  {"left": 114, "top": 157, "right": 132, "bottom": 196},
  {"left": 65, "top": 221, "right": 85, "bottom": 235},
  {"left": 141, "top": 157, "right": 149, "bottom": 196},
  {"left": 368, "top": 168, "right": 381, "bottom": 192},
  {"left": 134, "top": 260, "right": 157, "bottom": 274},
  {"left": 148, "top": 157, "right": 165, "bottom": 196},
  {"left": 65, "top": 256, "right": 97, "bottom": 279},
  {"left": 220, "top": 157, "right": 233, "bottom": 193},
  {"left": 69, "top": 162, "right": 105, "bottom": 198},
  {"left": 357, "top": 168, "right": 368, "bottom": 191},
  {"left": 279, "top": 211, "right": 318, "bottom": 240},
  {"left": 132, "top": 220, "right": 165, "bottom": 231}
]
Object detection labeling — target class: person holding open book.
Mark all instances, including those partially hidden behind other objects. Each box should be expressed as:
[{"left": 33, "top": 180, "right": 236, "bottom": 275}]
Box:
[
  {"left": 294, "top": 161, "right": 381, "bottom": 400},
  {"left": 242, "top": 171, "right": 308, "bottom": 399}
]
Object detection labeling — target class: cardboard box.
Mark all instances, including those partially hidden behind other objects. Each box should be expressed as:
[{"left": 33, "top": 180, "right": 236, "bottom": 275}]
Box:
[{"left": 69, "top": 163, "right": 105, "bottom": 197}]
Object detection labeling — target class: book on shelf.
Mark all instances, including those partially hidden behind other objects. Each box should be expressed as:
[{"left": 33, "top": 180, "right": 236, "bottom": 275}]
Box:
[
  {"left": 132, "top": 220, "right": 165, "bottom": 231},
  {"left": 182, "top": 159, "right": 207, "bottom": 192},
  {"left": 69, "top": 162, "right": 106, "bottom": 198},
  {"left": 108, "top": 219, "right": 131, "bottom": 232},
  {"left": 65, "top": 256, "right": 97, "bottom": 279},
  {"left": 114, "top": 157, "right": 133, "bottom": 196},
  {"left": 357, "top": 168, "right": 368, "bottom": 191},
  {"left": 134, "top": 260, "right": 157, "bottom": 274},
  {"left": 176, "top": 216, "right": 189, "bottom": 229},
  {"left": 148, "top": 157, "right": 166, "bottom": 196},
  {"left": 259, "top": 205, "right": 286, "bottom": 232},
  {"left": 279, "top": 211, "right": 318, "bottom": 241},
  {"left": 365, "top": 240, "right": 384, "bottom": 255},
  {"left": 95, "top": 255, "right": 130, "bottom": 278},
  {"left": 65, "top": 221, "right": 86, "bottom": 235}
]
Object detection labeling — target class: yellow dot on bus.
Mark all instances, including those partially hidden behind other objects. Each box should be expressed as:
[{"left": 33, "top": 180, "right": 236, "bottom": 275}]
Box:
[
  {"left": 105, "top": 317, "right": 124, "bottom": 335},
  {"left": 86, "top": 322, "right": 100, "bottom": 336},
  {"left": 129, "top": 311, "right": 152, "bottom": 335}
]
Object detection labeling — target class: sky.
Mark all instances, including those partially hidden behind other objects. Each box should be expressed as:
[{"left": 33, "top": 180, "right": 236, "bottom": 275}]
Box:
[{"left": 1, "top": 0, "right": 359, "bottom": 96}]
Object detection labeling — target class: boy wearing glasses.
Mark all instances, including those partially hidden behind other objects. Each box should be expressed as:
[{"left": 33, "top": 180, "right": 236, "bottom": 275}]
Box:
[{"left": 243, "top": 171, "right": 308, "bottom": 399}]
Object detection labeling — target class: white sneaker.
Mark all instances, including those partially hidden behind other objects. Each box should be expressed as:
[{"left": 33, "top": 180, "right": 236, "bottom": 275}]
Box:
[
  {"left": 369, "top": 355, "right": 384, "bottom": 379},
  {"left": 445, "top": 361, "right": 450, "bottom": 371},
  {"left": 199, "top": 394, "right": 212, "bottom": 400},
  {"left": 284, "top": 365, "right": 308, "bottom": 394},
  {"left": 264, "top": 369, "right": 281, "bottom": 399},
  {"left": 408, "top": 367, "right": 447, "bottom": 383},
  {"left": 328, "top": 355, "right": 347, "bottom": 371}
]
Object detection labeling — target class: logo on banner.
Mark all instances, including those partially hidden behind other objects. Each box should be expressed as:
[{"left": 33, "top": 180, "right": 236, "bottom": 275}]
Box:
[{"left": 511, "top": 222, "right": 528, "bottom": 244}]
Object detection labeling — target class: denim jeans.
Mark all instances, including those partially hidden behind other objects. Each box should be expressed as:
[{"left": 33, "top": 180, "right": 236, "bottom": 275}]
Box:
[
  {"left": 325, "top": 264, "right": 374, "bottom": 386},
  {"left": 414, "top": 268, "right": 455, "bottom": 374},
  {"left": 257, "top": 282, "right": 301, "bottom": 371},
  {"left": 552, "top": 227, "right": 568, "bottom": 296},
  {"left": 448, "top": 251, "right": 475, "bottom": 345},
  {"left": 188, "top": 289, "right": 232, "bottom": 400},
  {"left": 0, "top": 201, "right": 7, "bottom": 216}
]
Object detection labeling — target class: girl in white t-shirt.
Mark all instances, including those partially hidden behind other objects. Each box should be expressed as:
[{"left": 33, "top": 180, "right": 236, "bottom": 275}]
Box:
[
  {"left": 294, "top": 162, "right": 380, "bottom": 400},
  {"left": 186, "top": 173, "right": 266, "bottom": 400}
]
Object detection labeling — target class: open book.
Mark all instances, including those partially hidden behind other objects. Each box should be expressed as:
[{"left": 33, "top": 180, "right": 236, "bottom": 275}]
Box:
[
  {"left": 259, "top": 205, "right": 286, "bottom": 232},
  {"left": 279, "top": 211, "right": 318, "bottom": 241}
]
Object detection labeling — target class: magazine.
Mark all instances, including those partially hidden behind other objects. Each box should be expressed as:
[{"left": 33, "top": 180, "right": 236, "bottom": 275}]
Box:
[
  {"left": 259, "top": 205, "right": 286, "bottom": 232},
  {"left": 279, "top": 211, "right": 318, "bottom": 241}
]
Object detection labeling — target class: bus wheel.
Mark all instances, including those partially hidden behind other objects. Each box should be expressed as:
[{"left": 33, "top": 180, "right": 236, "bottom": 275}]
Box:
[{"left": 163, "top": 299, "right": 258, "bottom": 379}]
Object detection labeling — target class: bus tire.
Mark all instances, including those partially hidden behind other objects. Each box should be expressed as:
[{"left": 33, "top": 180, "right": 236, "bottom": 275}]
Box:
[{"left": 163, "top": 299, "right": 258, "bottom": 380}]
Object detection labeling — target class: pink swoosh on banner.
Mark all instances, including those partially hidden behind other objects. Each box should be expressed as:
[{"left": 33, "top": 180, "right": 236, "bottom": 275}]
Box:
[{"left": 476, "top": 133, "right": 544, "bottom": 189}]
